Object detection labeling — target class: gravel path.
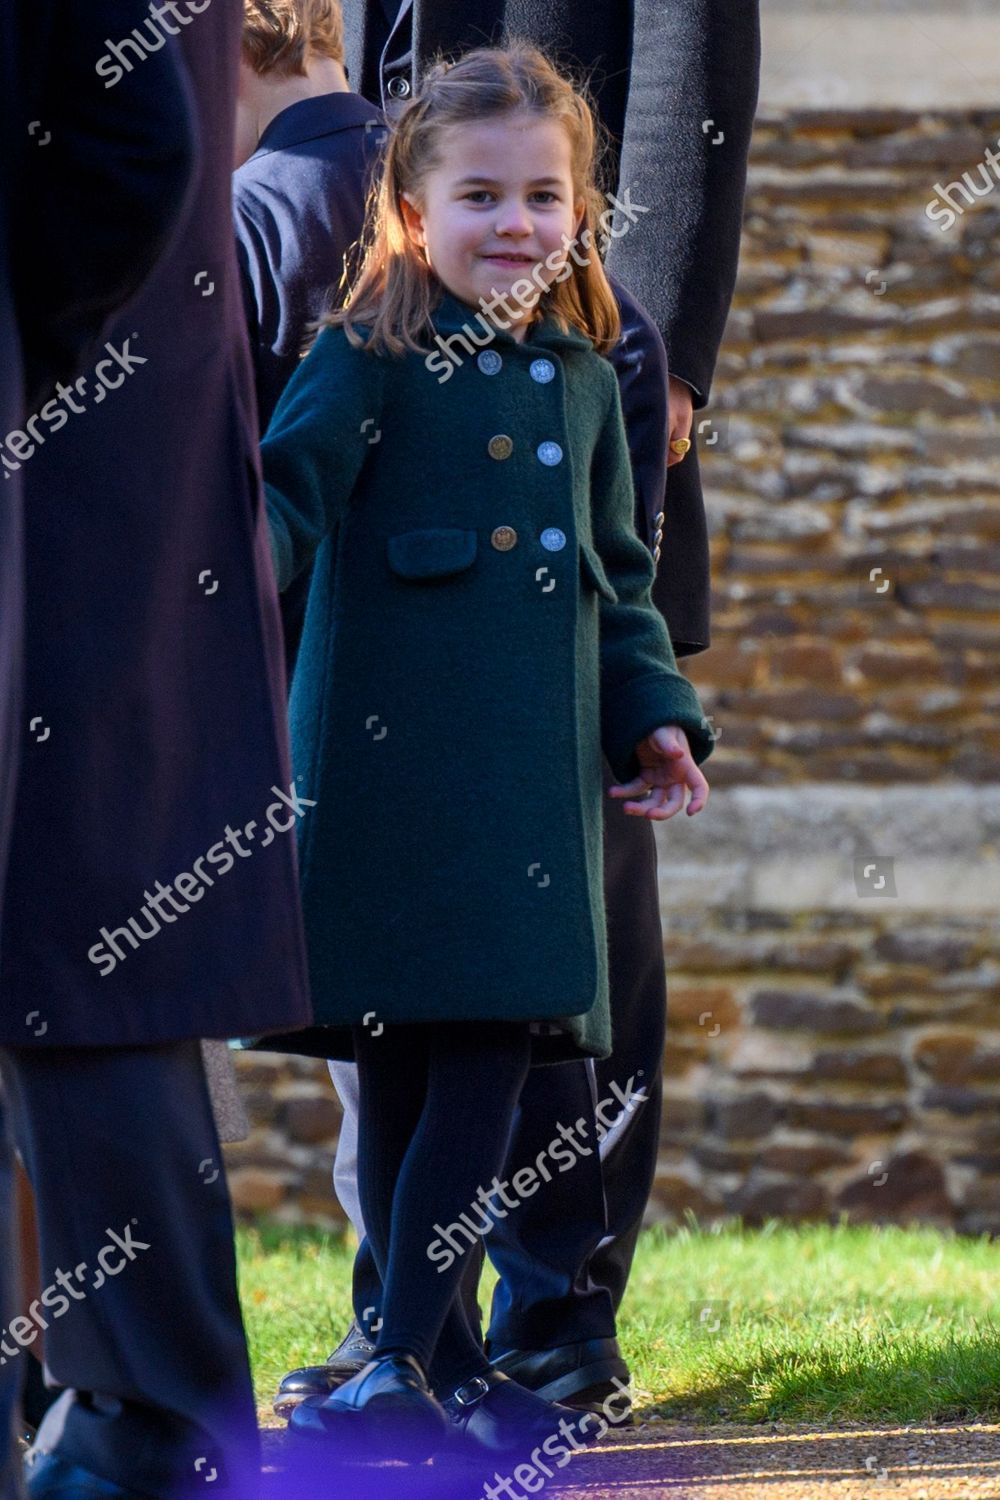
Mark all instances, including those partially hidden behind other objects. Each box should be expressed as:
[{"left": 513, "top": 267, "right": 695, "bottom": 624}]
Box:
[{"left": 262, "top": 1418, "right": 1000, "bottom": 1498}]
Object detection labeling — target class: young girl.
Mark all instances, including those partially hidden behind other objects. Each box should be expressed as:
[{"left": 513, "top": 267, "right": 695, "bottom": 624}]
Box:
[{"left": 260, "top": 42, "right": 714, "bottom": 1465}]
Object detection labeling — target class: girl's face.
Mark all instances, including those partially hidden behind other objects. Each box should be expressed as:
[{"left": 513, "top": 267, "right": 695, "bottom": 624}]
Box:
[{"left": 400, "top": 113, "right": 586, "bottom": 341}]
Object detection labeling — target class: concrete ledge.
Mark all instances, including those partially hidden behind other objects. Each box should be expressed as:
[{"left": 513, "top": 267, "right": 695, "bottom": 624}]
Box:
[{"left": 653, "top": 785, "right": 1000, "bottom": 912}]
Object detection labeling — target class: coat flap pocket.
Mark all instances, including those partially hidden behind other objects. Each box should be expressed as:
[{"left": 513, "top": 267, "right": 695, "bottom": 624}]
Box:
[
  {"left": 386, "top": 528, "right": 478, "bottom": 580},
  {"left": 579, "top": 542, "right": 618, "bottom": 603}
]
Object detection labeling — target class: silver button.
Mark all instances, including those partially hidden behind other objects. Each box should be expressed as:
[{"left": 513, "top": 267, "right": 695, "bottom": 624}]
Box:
[
  {"left": 478, "top": 349, "right": 502, "bottom": 376},
  {"left": 537, "top": 441, "right": 562, "bottom": 466},
  {"left": 530, "top": 358, "right": 555, "bottom": 384},
  {"left": 653, "top": 528, "right": 663, "bottom": 544},
  {"left": 387, "top": 75, "right": 411, "bottom": 98},
  {"left": 654, "top": 510, "right": 665, "bottom": 527},
  {"left": 540, "top": 528, "right": 566, "bottom": 552},
  {"left": 653, "top": 546, "right": 662, "bottom": 564}
]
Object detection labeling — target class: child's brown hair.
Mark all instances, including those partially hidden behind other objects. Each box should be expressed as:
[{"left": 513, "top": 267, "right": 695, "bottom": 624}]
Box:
[
  {"left": 242, "top": 0, "right": 344, "bottom": 79},
  {"left": 321, "top": 42, "right": 622, "bottom": 358}
]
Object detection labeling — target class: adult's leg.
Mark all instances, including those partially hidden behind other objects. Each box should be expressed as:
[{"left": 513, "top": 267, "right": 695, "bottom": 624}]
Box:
[
  {"left": 587, "top": 775, "right": 665, "bottom": 1313},
  {"left": 2, "top": 1040, "right": 260, "bottom": 1498},
  {"left": 0, "top": 1079, "right": 25, "bottom": 1500},
  {"left": 484, "top": 757, "right": 665, "bottom": 1350},
  {"left": 352, "top": 1021, "right": 530, "bottom": 1390}
]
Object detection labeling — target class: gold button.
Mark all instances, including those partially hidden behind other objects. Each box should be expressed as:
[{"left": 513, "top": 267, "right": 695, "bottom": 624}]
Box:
[
  {"left": 491, "top": 526, "right": 518, "bottom": 551},
  {"left": 488, "top": 434, "right": 514, "bottom": 461}
]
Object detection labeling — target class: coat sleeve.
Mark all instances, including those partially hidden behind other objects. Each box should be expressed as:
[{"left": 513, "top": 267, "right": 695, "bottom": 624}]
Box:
[
  {"left": 261, "top": 326, "right": 384, "bottom": 590},
  {"left": 605, "top": 0, "right": 760, "bottom": 407},
  {"left": 14, "top": 0, "right": 196, "bottom": 415},
  {"left": 589, "top": 367, "right": 716, "bottom": 782}
]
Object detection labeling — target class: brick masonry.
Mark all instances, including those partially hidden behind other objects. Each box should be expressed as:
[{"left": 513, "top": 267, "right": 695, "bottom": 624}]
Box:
[{"left": 228, "top": 108, "right": 1000, "bottom": 1238}]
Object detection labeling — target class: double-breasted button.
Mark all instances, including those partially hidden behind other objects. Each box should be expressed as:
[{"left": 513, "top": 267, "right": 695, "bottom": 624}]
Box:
[
  {"left": 653, "top": 527, "right": 664, "bottom": 545},
  {"left": 536, "top": 441, "right": 562, "bottom": 466},
  {"left": 387, "top": 75, "right": 411, "bottom": 98},
  {"left": 540, "top": 528, "right": 566, "bottom": 552},
  {"left": 488, "top": 434, "right": 514, "bottom": 461},
  {"left": 530, "top": 358, "right": 555, "bottom": 383},
  {"left": 491, "top": 526, "right": 518, "bottom": 551},
  {"left": 654, "top": 509, "right": 665, "bottom": 528},
  {"left": 478, "top": 350, "right": 503, "bottom": 376},
  {"left": 653, "top": 545, "right": 662, "bottom": 565}
]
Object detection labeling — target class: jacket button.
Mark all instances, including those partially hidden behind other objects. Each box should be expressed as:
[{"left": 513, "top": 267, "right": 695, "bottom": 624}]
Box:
[
  {"left": 540, "top": 528, "right": 566, "bottom": 551},
  {"left": 491, "top": 526, "right": 518, "bottom": 551},
  {"left": 653, "top": 545, "right": 662, "bottom": 565},
  {"left": 387, "top": 75, "right": 411, "bottom": 98},
  {"left": 478, "top": 350, "right": 503, "bottom": 375},
  {"left": 529, "top": 358, "right": 555, "bottom": 383},
  {"left": 653, "top": 527, "right": 663, "bottom": 545},
  {"left": 488, "top": 434, "right": 514, "bottom": 460},
  {"left": 536, "top": 441, "right": 562, "bottom": 466},
  {"left": 654, "top": 509, "right": 665, "bottom": 528}
]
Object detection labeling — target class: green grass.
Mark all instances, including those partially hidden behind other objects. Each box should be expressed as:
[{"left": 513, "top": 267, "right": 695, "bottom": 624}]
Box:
[{"left": 237, "top": 1214, "right": 1000, "bottom": 1426}]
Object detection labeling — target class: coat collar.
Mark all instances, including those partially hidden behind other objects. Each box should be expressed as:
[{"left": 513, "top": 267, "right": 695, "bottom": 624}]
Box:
[
  {"left": 429, "top": 287, "right": 595, "bottom": 355},
  {"left": 249, "top": 93, "right": 383, "bottom": 160}
]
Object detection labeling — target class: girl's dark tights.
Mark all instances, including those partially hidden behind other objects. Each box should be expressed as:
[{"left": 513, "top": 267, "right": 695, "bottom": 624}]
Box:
[{"left": 351, "top": 1019, "right": 532, "bottom": 1394}]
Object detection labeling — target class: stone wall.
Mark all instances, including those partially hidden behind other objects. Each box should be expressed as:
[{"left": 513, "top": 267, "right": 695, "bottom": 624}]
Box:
[{"left": 227, "top": 108, "right": 1000, "bottom": 1237}]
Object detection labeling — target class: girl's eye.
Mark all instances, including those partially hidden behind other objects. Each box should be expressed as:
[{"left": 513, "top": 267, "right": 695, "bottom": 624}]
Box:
[
  {"left": 463, "top": 191, "right": 495, "bottom": 203},
  {"left": 532, "top": 192, "right": 558, "bottom": 204}
]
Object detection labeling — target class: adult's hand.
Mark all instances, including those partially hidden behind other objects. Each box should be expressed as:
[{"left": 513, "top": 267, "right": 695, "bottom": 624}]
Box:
[{"left": 667, "top": 374, "right": 694, "bottom": 468}]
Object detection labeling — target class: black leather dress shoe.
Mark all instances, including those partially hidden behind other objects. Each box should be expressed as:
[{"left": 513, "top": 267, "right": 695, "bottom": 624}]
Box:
[
  {"left": 487, "top": 1338, "right": 634, "bottom": 1425},
  {"left": 273, "top": 1319, "right": 376, "bottom": 1418},
  {"left": 441, "top": 1368, "right": 606, "bottom": 1459},
  {"left": 288, "top": 1352, "right": 448, "bottom": 1462},
  {"left": 25, "top": 1452, "right": 140, "bottom": 1498}
]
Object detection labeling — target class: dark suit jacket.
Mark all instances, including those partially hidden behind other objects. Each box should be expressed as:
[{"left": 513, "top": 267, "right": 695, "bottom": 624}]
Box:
[
  {"left": 0, "top": 0, "right": 312, "bottom": 1049},
  {"left": 342, "top": 0, "right": 761, "bottom": 654},
  {"left": 0, "top": 0, "right": 195, "bottom": 944}
]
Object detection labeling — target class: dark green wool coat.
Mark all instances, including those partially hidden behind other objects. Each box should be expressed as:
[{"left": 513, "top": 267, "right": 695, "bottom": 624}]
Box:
[{"left": 260, "top": 287, "right": 715, "bottom": 1064}]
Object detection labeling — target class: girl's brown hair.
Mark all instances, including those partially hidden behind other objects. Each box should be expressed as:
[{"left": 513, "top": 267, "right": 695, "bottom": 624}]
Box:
[
  {"left": 242, "top": 0, "right": 344, "bottom": 79},
  {"left": 320, "top": 42, "right": 622, "bottom": 357}
]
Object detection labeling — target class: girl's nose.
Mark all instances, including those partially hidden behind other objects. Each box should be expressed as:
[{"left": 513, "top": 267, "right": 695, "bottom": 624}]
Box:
[{"left": 495, "top": 200, "right": 534, "bottom": 237}]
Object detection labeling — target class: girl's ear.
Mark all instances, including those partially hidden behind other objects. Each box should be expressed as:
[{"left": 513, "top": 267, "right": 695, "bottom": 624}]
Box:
[
  {"left": 399, "top": 191, "right": 426, "bottom": 249},
  {"left": 573, "top": 197, "right": 587, "bottom": 240}
]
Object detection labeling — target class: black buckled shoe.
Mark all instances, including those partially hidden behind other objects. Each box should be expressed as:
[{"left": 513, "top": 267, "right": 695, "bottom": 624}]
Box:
[
  {"left": 288, "top": 1351, "right": 448, "bottom": 1463},
  {"left": 441, "top": 1368, "right": 606, "bottom": 1460},
  {"left": 487, "top": 1338, "right": 634, "bottom": 1425},
  {"left": 273, "top": 1319, "right": 376, "bottom": 1418},
  {"left": 25, "top": 1452, "right": 142, "bottom": 1497}
]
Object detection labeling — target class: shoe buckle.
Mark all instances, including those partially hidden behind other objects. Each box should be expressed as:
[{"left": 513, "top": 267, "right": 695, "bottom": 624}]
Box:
[{"left": 453, "top": 1374, "right": 490, "bottom": 1407}]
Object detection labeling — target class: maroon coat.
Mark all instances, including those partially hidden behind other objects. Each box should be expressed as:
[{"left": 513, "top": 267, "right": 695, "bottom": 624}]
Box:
[{"left": 0, "top": 0, "right": 311, "bottom": 1048}]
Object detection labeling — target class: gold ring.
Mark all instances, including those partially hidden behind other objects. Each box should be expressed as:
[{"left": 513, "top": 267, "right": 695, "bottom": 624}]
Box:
[{"left": 670, "top": 438, "right": 691, "bottom": 457}]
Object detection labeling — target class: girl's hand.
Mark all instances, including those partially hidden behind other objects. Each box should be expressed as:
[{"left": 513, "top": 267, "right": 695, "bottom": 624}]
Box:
[{"left": 607, "top": 726, "right": 709, "bottom": 819}]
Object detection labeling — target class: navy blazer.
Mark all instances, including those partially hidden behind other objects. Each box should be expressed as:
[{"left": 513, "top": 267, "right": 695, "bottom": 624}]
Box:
[
  {"left": 234, "top": 91, "right": 386, "bottom": 430},
  {"left": 0, "top": 0, "right": 312, "bottom": 1049},
  {"left": 342, "top": 0, "right": 761, "bottom": 654}
]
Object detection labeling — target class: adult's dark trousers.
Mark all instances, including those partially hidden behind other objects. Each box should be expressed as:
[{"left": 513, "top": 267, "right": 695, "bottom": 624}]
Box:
[
  {"left": 0, "top": 1041, "right": 260, "bottom": 1500},
  {"left": 0, "top": 1087, "right": 24, "bottom": 1500},
  {"left": 335, "top": 756, "right": 667, "bottom": 1352}
]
